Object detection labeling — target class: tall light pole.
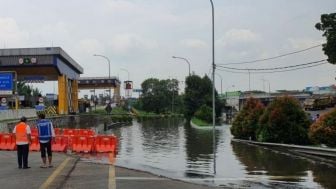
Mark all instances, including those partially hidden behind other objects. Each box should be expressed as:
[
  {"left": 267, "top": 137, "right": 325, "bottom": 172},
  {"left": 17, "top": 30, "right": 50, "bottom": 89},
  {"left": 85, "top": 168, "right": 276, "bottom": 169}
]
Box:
[
  {"left": 209, "top": 0, "right": 216, "bottom": 175},
  {"left": 120, "top": 68, "right": 130, "bottom": 81},
  {"left": 172, "top": 56, "right": 191, "bottom": 76},
  {"left": 93, "top": 54, "right": 111, "bottom": 100}
]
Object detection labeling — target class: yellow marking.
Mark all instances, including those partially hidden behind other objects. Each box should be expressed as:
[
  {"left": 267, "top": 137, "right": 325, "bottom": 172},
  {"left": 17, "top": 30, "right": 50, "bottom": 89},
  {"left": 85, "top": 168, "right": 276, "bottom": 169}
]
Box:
[
  {"left": 39, "top": 157, "right": 71, "bottom": 189},
  {"left": 108, "top": 165, "right": 116, "bottom": 189}
]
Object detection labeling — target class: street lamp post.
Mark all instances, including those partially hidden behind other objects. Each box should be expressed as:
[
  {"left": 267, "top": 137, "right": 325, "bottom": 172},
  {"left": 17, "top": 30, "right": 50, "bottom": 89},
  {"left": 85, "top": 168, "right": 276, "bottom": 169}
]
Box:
[
  {"left": 172, "top": 56, "right": 191, "bottom": 76},
  {"left": 120, "top": 68, "right": 130, "bottom": 81},
  {"left": 209, "top": 0, "right": 216, "bottom": 175},
  {"left": 93, "top": 54, "right": 111, "bottom": 101}
]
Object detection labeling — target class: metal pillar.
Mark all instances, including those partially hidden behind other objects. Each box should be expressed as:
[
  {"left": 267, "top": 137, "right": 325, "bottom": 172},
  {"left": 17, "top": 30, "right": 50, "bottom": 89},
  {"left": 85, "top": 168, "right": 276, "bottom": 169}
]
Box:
[
  {"left": 71, "top": 80, "right": 79, "bottom": 113},
  {"left": 58, "top": 75, "right": 68, "bottom": 114}
]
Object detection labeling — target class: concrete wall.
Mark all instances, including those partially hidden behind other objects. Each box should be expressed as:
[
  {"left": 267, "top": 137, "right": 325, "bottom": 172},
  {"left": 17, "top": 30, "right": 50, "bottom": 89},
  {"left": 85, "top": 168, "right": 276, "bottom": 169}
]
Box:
[{"left": 0, "top": 109, "right": 37, "bottom": 121}]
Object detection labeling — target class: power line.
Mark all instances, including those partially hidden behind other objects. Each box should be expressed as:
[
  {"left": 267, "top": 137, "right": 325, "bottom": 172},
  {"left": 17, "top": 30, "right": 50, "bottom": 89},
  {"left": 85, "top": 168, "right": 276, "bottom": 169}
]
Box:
[
  {"left": 217, "top": 62, "right": 328, "bottom": 74},
  {"left": 217, "top": 59, "right": 327, "bottom": 71},
  {"left": 217, "top": 44, "right": 323, "bottom": 65}
]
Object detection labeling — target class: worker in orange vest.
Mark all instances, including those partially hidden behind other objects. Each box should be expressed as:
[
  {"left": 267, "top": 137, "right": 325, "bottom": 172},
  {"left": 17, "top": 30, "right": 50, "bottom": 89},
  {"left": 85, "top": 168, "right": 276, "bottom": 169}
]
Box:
[{"left": 13, "top": 116, "right": 32, "bottom": 169}]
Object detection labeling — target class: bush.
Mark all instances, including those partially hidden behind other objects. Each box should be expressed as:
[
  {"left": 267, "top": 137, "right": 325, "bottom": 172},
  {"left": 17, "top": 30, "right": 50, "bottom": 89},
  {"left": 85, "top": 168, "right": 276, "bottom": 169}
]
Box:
[
  {"left": 194, "top": 105, "right": 212, "bottom": 123},
  {"left": 231, "top": 98, "right": 265, "bottom": 140},
  {"left": 309, "top": 108, "right": 336, "bottom": 147},
  {"left": 257, "top": 96, "right": 310, "bottom": 144}
]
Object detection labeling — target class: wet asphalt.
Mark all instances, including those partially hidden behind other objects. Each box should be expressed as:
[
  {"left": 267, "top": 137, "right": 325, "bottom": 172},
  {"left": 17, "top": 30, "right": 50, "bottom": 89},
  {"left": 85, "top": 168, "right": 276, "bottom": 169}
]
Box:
[{"left": 0, "top": 151, "right": 222, "bottom": 189}]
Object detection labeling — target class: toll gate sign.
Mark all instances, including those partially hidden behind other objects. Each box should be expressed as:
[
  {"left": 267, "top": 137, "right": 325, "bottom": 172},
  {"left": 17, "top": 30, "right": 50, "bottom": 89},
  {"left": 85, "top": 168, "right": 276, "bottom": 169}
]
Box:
[{"left": 0, "top": 73, "right": 14, "bottom": 95}]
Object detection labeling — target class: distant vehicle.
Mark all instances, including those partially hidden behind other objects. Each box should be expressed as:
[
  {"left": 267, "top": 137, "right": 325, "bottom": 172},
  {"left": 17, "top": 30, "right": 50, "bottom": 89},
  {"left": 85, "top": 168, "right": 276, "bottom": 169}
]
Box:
[{"left": 304, "top": 96, "right": 335, "bottom": 110}]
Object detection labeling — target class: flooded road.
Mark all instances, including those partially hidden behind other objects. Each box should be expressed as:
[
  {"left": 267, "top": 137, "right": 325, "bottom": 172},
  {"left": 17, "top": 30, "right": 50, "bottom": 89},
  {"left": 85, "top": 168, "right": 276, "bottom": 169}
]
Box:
[{"left": 58, "top": 116, "right": 336, "bottom": 188}]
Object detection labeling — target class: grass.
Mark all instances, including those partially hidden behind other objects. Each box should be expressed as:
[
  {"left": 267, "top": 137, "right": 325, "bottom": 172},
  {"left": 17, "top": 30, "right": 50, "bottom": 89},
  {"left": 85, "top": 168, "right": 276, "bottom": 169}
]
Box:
[{"left": 191, "top": 117, "right": 211, "bottom": 127}]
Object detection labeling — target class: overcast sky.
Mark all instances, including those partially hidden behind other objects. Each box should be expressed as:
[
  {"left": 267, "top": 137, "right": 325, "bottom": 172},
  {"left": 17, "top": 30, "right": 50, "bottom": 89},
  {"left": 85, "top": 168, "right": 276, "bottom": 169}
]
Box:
[{"left": 0, "top": 0, "right": 335, "bottom": 97}]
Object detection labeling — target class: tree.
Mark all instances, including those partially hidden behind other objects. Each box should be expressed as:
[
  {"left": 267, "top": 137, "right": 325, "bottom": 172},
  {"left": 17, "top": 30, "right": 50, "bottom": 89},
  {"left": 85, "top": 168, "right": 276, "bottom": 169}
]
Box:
[
  {"left": 17, "top": 81, "right": 41, "bottom": 107},
  {"left": 315, "top": 13, "right": 336, "bottom": 64},
  {"left": 309, "top": 108, "right": 336, "bottom": 147},
  {"left": 139, "top": 78, "right": 180, "bottom": 113},
  {"left": 184, "top": 74, "right": 222, "bottom": 121},
  {"left": 231, "top": 98, "right": 265, "bottom": 140},
  {"left": 257, "top": 96, "right": 310, "bottom": 144}
]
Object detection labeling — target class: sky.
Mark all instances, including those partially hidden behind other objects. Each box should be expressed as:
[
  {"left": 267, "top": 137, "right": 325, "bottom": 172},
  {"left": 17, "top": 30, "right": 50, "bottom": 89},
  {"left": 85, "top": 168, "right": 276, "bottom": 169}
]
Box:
[{"left": 0, "top": 0, "right": 335, "bottom": 97}]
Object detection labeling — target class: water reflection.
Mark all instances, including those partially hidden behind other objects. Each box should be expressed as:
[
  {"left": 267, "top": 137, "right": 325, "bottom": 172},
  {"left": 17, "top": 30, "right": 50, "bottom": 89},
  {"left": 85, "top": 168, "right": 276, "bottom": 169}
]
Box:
[
  {"left": 231, "top": 142, "right": 309, "bottom": 179},
  {"left": 51, "top": 115, "right": 336, "bottom": 188}
]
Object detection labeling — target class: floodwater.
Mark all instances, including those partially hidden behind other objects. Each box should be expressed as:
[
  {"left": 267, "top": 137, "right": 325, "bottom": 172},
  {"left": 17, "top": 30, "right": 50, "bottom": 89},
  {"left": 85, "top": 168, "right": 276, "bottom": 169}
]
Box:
[{"left": 71, "top": 116, "right": 336, "bottom": 188}]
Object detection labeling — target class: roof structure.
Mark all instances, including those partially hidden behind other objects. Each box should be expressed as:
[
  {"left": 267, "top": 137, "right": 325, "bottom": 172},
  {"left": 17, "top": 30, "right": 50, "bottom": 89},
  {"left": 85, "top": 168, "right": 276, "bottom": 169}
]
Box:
[{"left": 0, "top": 47, "right": 83, "bottom": 81}]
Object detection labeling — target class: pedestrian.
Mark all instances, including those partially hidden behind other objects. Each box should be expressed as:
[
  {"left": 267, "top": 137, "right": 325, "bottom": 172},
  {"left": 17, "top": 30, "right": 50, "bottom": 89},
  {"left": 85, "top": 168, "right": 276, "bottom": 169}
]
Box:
[
  {"left": 13, "top": 116, "right": 32, "bottom": 169},
  {"left": 36, "top": 113, "right": 55, "bottom": 168}
]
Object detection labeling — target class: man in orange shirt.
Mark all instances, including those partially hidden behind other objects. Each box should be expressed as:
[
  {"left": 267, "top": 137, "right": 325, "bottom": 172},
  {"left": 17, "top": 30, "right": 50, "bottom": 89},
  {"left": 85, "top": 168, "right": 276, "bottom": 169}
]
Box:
[{"left": 13, "top": 116, "right": 32, "bottom": 169}]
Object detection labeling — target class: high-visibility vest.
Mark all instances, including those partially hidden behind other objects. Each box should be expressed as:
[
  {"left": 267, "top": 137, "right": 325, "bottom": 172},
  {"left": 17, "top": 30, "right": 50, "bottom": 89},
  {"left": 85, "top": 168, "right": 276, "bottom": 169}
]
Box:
[
  {"left": 15, "top": 122, "right": 29, "bottom": 143},
  {"left": 37, "top": 119, "right": 52, "bottom": 141}
]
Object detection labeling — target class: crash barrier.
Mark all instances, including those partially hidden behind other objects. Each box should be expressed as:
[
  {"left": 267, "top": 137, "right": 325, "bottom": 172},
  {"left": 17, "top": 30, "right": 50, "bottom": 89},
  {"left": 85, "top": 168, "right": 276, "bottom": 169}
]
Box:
[
  {"left": 0, "top": 128, "right": 117, "bottom": 154},
  {"left": 0, "top": 133, "right": 16, "bottom": 150},
  {"left": 29, "top": 135, "right": 40, "bottom": 151},
  {"left": 95, "top": 135, "right": 118, "bottom": 153},
  {"left": 72, "top": 136, "right": 95, "bottom": 153}
]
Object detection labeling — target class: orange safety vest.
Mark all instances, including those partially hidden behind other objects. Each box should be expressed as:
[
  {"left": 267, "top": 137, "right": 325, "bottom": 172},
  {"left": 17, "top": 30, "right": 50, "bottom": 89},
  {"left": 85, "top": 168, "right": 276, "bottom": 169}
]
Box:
[{"left": 15, "top": 122, "right": 29, "bottom": 143}]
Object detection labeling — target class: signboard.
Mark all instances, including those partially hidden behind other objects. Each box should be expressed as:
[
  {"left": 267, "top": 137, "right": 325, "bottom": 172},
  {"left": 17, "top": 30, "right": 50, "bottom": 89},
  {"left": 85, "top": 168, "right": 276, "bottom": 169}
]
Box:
[
  {"left": 133, "top": 89, "right": 143, "bottom": 93},
  {"left": 35, "top": 105, "right": 45, "bottom": 111},
  {"left": 0, "top": 73, "right": 13, "bottom": 95}
]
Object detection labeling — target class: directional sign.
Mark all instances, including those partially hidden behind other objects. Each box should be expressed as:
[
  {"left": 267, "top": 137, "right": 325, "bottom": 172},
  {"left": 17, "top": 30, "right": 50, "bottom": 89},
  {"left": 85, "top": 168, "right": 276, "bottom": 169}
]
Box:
[{"left": 0, "top": 73, "right": 13, "bottom": 95}]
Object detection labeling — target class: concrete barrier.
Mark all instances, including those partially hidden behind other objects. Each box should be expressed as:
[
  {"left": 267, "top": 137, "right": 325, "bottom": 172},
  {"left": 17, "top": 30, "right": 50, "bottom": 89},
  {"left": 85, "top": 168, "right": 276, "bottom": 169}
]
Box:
[{"left": 0, "top": 109, "right": 37, "bottom": 120}]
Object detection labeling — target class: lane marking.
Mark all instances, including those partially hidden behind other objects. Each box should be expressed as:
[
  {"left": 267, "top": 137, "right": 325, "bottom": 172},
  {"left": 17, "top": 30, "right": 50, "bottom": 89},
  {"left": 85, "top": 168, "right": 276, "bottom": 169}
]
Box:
[
  {"left": 116, "top": 177, "right": 168, "bottom": 181},
  {"left": 109, "top": 165, "right": 116, "bottom": 189},
  {"left": 39, "top": 157, "right": 71, "bottom": 189}
]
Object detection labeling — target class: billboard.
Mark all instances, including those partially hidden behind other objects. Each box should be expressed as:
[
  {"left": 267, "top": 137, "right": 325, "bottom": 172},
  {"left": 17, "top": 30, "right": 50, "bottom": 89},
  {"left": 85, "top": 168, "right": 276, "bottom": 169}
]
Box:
[{"left": 0, "top": 72, "right": 14, "bottom": 95}]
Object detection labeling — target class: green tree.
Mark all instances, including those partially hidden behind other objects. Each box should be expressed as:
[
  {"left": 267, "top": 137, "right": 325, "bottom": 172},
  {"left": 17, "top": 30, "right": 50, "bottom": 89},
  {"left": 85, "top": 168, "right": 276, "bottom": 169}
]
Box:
[
  {"left": 184, "top": 74, "right": 222, "bottom": 121},
  {"left": 17, "top": 81, "right": 41, "bottom": 107},
  {"left": 315, "top": 13, "right": 336, "bottom": 64},
  {"left": 140, "top": 78, "right": 179, "bottom": 113},
  {"left": 231, "top": 98, "right": 265, "bottom": 140},
  {"left": 257, "top": 96, "right": 310, "bottom": 144}
]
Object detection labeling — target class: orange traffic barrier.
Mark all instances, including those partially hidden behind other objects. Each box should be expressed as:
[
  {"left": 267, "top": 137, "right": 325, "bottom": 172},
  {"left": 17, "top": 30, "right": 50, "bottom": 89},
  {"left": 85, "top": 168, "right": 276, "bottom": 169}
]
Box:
[
  {"left": 0, "top": 133, "right": 16, "bottom": 151},
  {"left": 31, "top": 127, "right": 38, "bottom": 136},
  {"left": 29, "top": 135, "right": 40, "bottom": 151},
  {"left": 72, "top": 136, "right": 94, "bottom": 153},
  {"left": 79, "top": 129, "right": 96, "bottom": 136},
  {"left": 63, "top": 128, "right": 76, "bottom": 136},
  {"left": 52, "top": 136, "right": 68, "bottom": 152},
  {"left": 54, "top": 128, "right": 62, "bottom": 135},
  {"left": 95, "top": 135, "right": 118, "bottom": 153}
]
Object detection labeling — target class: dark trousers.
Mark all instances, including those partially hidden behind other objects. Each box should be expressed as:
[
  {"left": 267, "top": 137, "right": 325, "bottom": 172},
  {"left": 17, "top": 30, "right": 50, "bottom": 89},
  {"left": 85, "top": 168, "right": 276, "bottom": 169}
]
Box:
[
  {"left": 40, "top": 141, "right": 52, "bottom": 158},
  {"left": 17, "top": 144, "right": 29, "bottom": 168}
]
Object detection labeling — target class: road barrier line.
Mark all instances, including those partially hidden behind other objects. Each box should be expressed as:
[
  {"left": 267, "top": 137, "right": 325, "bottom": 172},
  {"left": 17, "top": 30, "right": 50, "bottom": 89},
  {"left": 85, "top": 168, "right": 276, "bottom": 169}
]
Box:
[
  {"left": 39, "top": 157, "right": 71, "bottom": 189},
  {"left": 109, "top": 165, "right": 116, "bottom": 189}
]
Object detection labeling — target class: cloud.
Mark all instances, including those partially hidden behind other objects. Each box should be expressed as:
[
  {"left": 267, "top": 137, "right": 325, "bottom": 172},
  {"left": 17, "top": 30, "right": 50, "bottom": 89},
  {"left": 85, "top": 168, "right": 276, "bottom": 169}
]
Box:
[
  {"left": 108, "top": 33, "right": 157, "bottom": 54},
  {"left": 286, "top": 38, "right": 324, "bottom": 50},
  {"left": 217, "top": 29, "right": 260, "bottom": 47},
  {"left": 76, "top": 38, "right": 105, "bottom": 55},
  {"left": 0, "top": 17, "right": 29, "bottom": 47},
  {"left": 180, "top": 39, "right": 207, "bottom": 49}
]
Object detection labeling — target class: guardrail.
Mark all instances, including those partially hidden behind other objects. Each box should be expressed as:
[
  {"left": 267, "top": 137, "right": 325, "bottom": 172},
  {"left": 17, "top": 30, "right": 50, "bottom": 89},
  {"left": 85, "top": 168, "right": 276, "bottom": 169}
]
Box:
[{"left": 232, "top": 139, "right": 336, "bottom": 158}]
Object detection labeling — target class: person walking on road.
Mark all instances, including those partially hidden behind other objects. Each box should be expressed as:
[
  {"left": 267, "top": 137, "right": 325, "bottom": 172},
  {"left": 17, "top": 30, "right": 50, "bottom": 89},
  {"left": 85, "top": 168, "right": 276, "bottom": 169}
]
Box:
[
  {"left": 13, "top": 116, "right": 32, "bottom": 169},
  {"left": 36, "top": 113, "right": 55, "bottom": 168}
]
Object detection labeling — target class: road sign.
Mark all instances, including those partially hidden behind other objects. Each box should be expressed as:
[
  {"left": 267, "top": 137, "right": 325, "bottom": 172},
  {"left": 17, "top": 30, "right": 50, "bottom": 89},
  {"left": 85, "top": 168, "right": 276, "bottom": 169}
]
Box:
[{"left": 0, "top": 73, "right": 13, "bottom": 95}]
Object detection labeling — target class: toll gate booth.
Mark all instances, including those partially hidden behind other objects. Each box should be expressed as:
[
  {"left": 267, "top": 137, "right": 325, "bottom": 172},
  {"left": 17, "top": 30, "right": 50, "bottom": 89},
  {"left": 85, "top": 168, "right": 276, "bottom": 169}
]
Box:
[
  {"left": 78, "top": 77, "right": 121, "bottom": 104},
  {"left": 0, "top": 47, "right": 83, "bottom": 114}
]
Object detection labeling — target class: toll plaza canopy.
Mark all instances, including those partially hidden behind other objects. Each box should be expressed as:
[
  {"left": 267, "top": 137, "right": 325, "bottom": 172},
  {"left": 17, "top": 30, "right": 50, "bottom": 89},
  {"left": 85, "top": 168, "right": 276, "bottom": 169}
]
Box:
[
  {"left": 0, "top": 47, "right": 83, "bottom": 114},
  {"left": 78, "top": 77, "right": 120, "bottom": 89},
  {"left": 78, "top": 77, "right": 121, "bottom": 102},
  {"left": 0, "top": 47, "right": 83, "bottom": 81}
]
